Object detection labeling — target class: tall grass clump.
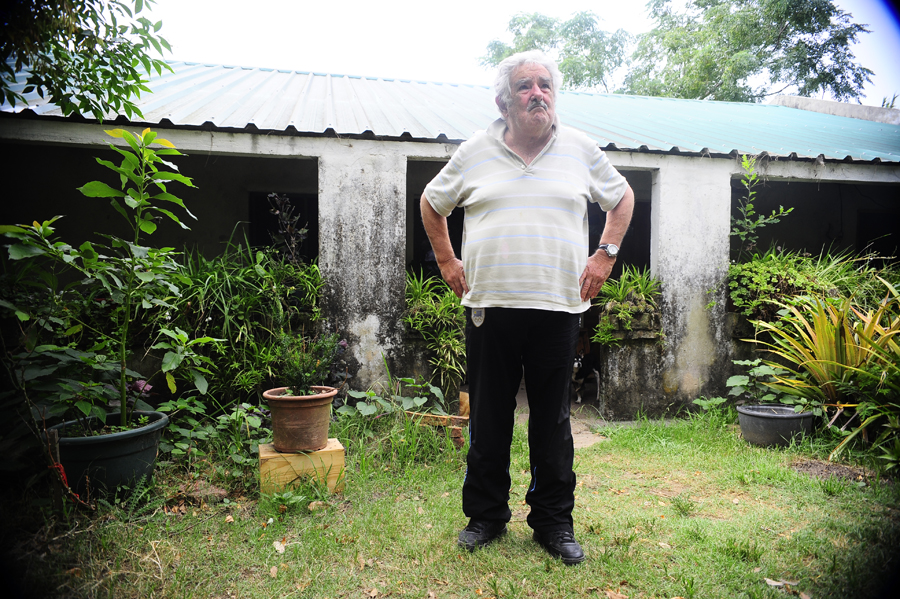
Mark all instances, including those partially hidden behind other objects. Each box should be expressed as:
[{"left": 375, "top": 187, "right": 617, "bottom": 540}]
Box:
[{"left": 166, "top": 236, "right": 325, "bottom": 407}]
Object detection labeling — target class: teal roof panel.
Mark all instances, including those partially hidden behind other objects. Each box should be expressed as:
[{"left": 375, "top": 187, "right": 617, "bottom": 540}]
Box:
[{"left": 2, "top": 60, "right": 897, "bottom": 163}]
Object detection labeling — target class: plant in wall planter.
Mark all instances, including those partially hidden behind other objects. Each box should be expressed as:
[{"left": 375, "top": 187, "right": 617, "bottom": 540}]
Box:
[
  {"left": 1, "top": 128, "right": 216, "bottom": 497},
  {"left": 263, "top": 332, "right": 343, "bottom": 453},
  {"left": 591, "top": 265, "right": 664, "bottom": 346}
]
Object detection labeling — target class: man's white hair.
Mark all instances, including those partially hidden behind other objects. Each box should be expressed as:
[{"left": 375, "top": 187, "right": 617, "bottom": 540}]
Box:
[{"left": 493, "top": 50, "right": 563, "bottom": 115}]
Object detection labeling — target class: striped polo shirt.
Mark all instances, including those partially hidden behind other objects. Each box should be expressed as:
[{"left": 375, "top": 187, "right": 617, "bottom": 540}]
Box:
[{"left": 424, "top": 118, "right": 628, "bottom": 314}]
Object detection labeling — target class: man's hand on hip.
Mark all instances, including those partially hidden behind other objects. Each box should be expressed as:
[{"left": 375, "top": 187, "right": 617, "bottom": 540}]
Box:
[
  {"left": 439, "top": 257, "right": 469, "bottom": 299},
  {"left": 579, "top": 252, "right": 615, "bottom": 301}
]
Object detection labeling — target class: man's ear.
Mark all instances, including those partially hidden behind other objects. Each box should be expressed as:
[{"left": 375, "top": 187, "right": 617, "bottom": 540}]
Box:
[{"left": 495, "top": 96, "right": 508, "bottom": 118}]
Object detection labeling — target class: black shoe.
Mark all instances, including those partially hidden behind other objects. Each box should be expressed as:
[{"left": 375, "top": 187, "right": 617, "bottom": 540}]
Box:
[
  {"left": 458, "top": 519, "right": 507, "bottom": 551},
  {"left": 533, "top": 530, "right": 586, "bottom": 565}
]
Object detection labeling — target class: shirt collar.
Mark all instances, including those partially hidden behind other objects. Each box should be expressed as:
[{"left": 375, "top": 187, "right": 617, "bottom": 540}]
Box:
[{"left": 486, "top": 116, "right": 560, "bottom": 144}]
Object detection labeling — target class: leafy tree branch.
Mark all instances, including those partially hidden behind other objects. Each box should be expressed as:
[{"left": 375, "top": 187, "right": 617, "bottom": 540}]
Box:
[
  {"left": 484, "top": 0, "right": 873, "bottom": 103},
  {"left": 0, "top": 0, "right": 172, "bottom": 120}
]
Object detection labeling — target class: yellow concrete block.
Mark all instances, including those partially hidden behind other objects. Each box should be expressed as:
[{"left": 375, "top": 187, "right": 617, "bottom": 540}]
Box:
[{"left": 259, "top": 439, "right": 345, "bottom": 494}]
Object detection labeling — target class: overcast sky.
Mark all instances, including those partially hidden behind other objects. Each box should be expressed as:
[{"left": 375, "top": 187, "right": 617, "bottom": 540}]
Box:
[{"left": 148, "top": 0, "right": 900, "bottom": 107}]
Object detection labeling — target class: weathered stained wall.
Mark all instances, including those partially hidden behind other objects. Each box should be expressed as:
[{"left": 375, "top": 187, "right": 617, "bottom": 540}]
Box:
[
  {"left": 317, "top": 143, "right": 407, "bottom": 389},
  {"left": 592, "top": 154, "right": 734, "bottom": 418},
  {"left": 2, "top": 118, "right": 898, "bottom": 409},
  {"left": 655, "top": 157, "right": 734, "bottom": 412}
]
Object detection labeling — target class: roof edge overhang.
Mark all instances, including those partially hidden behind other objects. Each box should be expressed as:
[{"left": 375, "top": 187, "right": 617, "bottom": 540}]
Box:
[{"left": 0, "top": 109, "right": 896, "bottom": 166}]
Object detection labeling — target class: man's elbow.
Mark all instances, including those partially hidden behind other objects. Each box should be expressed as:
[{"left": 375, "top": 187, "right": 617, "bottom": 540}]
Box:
[
  {"left": 620, "top": 184, "right": 635, "bottom": 208},
  {"left": 613, "top": 184, "right": 635, "bottom": 216},
  {"left": 420, "top": 193, "right": 436, "bottom": 217}
]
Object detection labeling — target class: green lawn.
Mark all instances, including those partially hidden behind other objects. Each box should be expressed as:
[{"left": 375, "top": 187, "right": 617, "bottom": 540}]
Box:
[{"left": 3, "top": 409, "right": 898, "bottom": 598}]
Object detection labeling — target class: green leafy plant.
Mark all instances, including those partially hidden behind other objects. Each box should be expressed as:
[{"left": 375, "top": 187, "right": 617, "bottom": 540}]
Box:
[
  {"left": 727, "top": 248, "right": 816, "bottom": 321},
  {"left": 692, "top": 396, "right": 728, "bottom": 411},
  {"left": 168, "top": 239, "right": 325, "bottom": 405},
  {"left": 592, "top": 265, "right": 663, "bottom": 346},
  {"left": 157, "top": 395, "right": 210, "bottom": 462},
  {"left": 158, "top": 397, "right": 272, "bottom": 483},
  {"left": 731, "top": 154, "right": 793, "bottom": 259},
  {"left": 393, "top": 376, "right": 450, "bottom": 415},
  {"left": 274, "top": 332, "right": 342, "bottom": 397},
  {"left": 753, "top": 298, "right": 869, "bottom": 407},
  {"left": 693, "top": 358, "right": 801, "bottom": 413},
  {"left": 338, "top": 375, "right": 449, "bottom": 419},
  {"left": 746, "top": 278, "right": 899, "bottom": 465},
  {"left": 1, "top": 0, "right": 174, "bottom": 120},
  {"left": 728, "top": 247, "right": 898, "bottom": 322},
  {"left": 211, "top": 402, "right": 271, "bottom": 479},
  {"left": 404, "top": 270, "right": 466, "bottom": 396},
  {"left": 1, "top": 128, "right": 213, "bottom": 430},
  {"left": 264, "top": 489, "right": 307, "bottom": 515},
  {"left": 824, "top": 279, "right": 900, "bottom": 462}
]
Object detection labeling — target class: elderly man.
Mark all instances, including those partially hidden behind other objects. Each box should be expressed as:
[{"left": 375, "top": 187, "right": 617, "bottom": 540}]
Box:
[{"left": 420, "top": 50, "right": 634, "bottom": 565}]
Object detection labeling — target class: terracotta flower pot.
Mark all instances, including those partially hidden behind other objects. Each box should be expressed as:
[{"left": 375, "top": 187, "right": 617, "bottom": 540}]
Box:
[{"left": 263, "top": 386, "right": 337, "bottom": 453}]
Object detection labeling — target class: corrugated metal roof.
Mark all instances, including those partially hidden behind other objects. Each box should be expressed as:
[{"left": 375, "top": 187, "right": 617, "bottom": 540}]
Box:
[{"left": 2, "top": 60, "right": 898, "bottom": 163}]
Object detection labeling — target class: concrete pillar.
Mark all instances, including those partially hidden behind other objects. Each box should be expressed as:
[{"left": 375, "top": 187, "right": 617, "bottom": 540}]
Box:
[
  {"left": 317, "top": 142, "right": 408, "bottom": 390},
  {"left": 653, "top": 156, "right": 733, "bottom": 408}
]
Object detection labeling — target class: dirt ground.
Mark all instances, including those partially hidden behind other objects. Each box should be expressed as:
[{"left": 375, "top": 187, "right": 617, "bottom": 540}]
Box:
[{"left": 790, "top": 458, "right": 885, "bottom": 485}]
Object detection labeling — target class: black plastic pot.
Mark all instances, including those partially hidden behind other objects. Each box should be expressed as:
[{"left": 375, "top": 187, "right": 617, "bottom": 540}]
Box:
[
  {"left": 48, "top": 411, "right": 168, "bottom": 496},
  {"left": 736, "top": 404, "right": 815, "bottom": 447}
]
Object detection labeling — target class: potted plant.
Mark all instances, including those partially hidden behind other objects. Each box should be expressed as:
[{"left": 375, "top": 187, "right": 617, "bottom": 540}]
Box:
[
  {"left": 0, "top": 128, "right": 215, "bottom": 496},
  {"left": 262, "top": 332, "right": 343, "bottom": 453},
  {"left": 718, "top": 359, "right": 817, "bottom": 447}
]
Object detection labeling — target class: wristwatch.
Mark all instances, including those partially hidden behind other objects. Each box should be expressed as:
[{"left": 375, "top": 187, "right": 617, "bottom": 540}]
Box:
[{"left": 598, "top": 243, "right": 619, "bottom": 258}]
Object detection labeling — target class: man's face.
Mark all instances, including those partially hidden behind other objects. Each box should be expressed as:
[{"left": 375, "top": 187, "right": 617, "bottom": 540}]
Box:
[{"left": 501, "top": 63, "right": 555, "bottom": 137}]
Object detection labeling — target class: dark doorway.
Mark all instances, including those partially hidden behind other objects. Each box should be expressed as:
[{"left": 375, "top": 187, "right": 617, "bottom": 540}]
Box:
[{"left": 248, "top": 192, "right": 319, "bottom": 261}]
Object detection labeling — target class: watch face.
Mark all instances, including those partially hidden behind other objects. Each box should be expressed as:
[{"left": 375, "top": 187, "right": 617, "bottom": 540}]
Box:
[{"left": 604, "top": 244, "right": 619, "bottom": 257}]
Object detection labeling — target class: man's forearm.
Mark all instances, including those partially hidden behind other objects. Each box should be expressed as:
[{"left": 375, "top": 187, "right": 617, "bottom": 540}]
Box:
[
  {"left": 420, "top": 193, "right": 456, "bottom": 264},
  {"left": 579, "top": 184, "right": 635, "bottom": 300},
  {"left": 420, "top": 193, "right": 469, "bottom": 298}
]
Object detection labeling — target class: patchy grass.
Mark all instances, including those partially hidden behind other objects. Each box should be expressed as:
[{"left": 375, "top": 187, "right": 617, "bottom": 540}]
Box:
[{"left": 2, "top": 409, "right": 899, "bottom": 598}]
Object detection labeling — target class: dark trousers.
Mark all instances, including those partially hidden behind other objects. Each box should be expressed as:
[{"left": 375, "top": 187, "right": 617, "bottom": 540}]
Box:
[{"left": 462, "top": 307, "right": 580, "bottom": 533}]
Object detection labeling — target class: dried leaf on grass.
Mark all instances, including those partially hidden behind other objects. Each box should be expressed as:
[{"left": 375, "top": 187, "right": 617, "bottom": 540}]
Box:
[
  {"left": 605, "top": 590, "right": 628, "bottom": 599},
  {"left": 269, "top": 566, "right": 277, "bottom": 578},
  {"left": 224, "top": 515, "right": 234, "bottom": 523},
  {"left": 273, "top": 540, "right": 285, "bottom": 554}
]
